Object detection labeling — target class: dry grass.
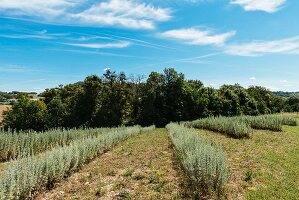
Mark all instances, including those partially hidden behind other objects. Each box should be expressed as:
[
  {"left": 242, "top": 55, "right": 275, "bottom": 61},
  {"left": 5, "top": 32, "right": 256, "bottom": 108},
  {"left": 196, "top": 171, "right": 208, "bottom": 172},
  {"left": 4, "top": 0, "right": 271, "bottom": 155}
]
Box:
[
  {"left": 197, "top": 120, "right": 299, "bottom": 200},
  {"left": 36, "top": 128, "right": 187, "bottom": 200},
  {"left": 0, "top": 105, "right": 11, "bottom": 123}
]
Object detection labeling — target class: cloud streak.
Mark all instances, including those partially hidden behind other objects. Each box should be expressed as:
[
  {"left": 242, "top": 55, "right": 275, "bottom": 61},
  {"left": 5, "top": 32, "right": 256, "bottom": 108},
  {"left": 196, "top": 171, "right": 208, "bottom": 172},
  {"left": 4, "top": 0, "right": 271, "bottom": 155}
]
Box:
[
  {"left": 0, "top": 0, "right": 171, "bottom": 29},
  {"left": 230, "top": 0, "right": 286, "bottom": 13},
  {"left": 224, "top": 36, "right": 299, "bottom": 56},
  {"left": 160, "top": 28, "right": 236, "bottom": 46},
  {"left": 63, "top": 41, "right": 131, "bottom": 49}
]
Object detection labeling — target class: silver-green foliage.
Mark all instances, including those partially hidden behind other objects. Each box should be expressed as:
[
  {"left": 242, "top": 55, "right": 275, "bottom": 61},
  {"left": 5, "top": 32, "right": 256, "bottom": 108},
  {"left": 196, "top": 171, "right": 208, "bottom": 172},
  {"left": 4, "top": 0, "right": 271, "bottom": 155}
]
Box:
[
  {"left": 185, "top": 116, "right": 252, "bottom": 138},
  {"left": 185, "top": 114, "right": 297, "bottom": 137},
  {"left": 0, "top": 126, "right": 141, "bottom": 200},
  {"left": 234, "top": 114, "right": 297, "bottom": 131},
  {"left": 166, "top": 123, "right": 229, "bottom": 198},
  {"left": 275, "top": 115, "right": 297, "bottom": 126},
  {"left": 141, "top": 125, "right": 156, "bottom": 132},
  {"left": 235, "top": 115, "right": 282, "bottom": 131},
  {"left": 0, "top": 127, "right": 125, "bottom": 162}
]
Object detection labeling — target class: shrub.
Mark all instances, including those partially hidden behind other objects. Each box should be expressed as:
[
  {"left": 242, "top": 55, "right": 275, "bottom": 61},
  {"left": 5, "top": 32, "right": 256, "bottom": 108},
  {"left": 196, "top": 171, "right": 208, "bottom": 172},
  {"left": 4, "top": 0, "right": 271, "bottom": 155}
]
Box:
[
  {"left": 166, "top": 123, "right": 229, "bottom": 198},
  {"left": 236, "top": 114, "right": 297, "bottom": 131},
  {"left": 279, "top": 115, "right": 298, "bottom": 126},
  {"left": 236, "top": 115, "right": 282, "bottom": 131},
  {"left": 185, "top": 116, "right": 252, "bottom": 138},
  {"left": 0, "top": 127, "right": 128, "bottom": 162},
  {"left": 141, "top": 125, "right": 156, "bottom": 132},
  {"left": 0, "top": 126, "right": 141, "bottom": 199},
  {"left": 185, "top": 114, "right": 298, "bottom": 137}
]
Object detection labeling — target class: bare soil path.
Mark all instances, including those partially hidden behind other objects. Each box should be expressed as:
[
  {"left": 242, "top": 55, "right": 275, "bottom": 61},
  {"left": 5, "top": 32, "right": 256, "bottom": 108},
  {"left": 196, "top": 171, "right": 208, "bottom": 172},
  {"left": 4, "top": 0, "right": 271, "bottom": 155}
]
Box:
[{"left": 36, "top": 128, "right": 187, "bottom": 200}]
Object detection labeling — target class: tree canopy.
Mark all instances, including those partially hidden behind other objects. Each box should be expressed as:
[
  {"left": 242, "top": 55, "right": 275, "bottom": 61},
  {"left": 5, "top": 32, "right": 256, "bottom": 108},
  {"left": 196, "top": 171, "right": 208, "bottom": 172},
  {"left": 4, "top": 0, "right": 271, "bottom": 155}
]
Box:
[{"left": 2, "top": 68, "right": 298, "bottom": 131}]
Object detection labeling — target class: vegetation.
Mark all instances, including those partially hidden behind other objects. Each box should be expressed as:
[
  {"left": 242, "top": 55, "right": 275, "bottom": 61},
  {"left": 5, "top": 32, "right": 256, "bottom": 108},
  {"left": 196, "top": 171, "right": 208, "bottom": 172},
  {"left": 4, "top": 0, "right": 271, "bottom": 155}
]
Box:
[
  {"left": 196, "top": 119, "right": 299, "bottom": 200},
  {"left": 235, "top": 115, "right": 297, "bottom": 131},
  {"left": 36, "top": 128, "right": 184, "bottom": 200},
  {"left": 3, "top": 68, "right": 298, "bottom": 131},
  {"left": 140, "top": 125, "right": 156, "bottom": 132},
  {"left": 0, "top": 127, "right": 130, "bottom": 162},
  {"left": 0, "top": 126, "right": 142, "bottom": 199},
  {"left": 2, "top": 96, "right": 46, "bottom": 131},
  {"left": 186, "top": 114, "right": 297, "bottom": 137},
  {"left": 185, "top": 116, "right": 252, "bottom": 138},
  {"left": 166, "top": 123, "right": 229, "bottom": 198}
]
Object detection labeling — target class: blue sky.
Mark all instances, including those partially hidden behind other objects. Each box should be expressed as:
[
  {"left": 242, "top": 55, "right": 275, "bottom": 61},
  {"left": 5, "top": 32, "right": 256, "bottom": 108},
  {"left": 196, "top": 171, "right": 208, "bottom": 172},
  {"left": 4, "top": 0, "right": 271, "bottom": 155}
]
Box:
[{"left": 0, "top": 0, "right": 299, "bottom": 92}]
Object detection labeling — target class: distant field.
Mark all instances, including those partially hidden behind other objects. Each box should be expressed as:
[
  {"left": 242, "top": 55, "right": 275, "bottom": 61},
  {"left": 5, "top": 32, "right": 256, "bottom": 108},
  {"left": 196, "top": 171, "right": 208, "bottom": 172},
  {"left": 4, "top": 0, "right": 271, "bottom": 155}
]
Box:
[{"left": 0, "top": 105, "right": 11, "bottom": 123}]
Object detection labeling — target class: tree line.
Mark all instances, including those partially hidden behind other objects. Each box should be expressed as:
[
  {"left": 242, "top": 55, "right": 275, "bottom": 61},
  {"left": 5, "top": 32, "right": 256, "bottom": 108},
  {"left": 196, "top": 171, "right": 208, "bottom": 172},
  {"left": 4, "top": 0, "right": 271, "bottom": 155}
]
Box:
[{"left": 2, "top": 68, "right": 299, "bottom": 131}]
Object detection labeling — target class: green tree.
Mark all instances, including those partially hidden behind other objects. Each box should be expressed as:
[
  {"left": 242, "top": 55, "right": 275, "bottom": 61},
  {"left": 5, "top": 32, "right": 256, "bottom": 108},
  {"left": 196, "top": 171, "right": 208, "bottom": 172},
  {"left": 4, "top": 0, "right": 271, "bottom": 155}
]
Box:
[
  {"left": 45, "top": 97, "right": 66, "bottom": 128},
  {"left": 3, "top": 96, "right": 46, "bottom": 131}
]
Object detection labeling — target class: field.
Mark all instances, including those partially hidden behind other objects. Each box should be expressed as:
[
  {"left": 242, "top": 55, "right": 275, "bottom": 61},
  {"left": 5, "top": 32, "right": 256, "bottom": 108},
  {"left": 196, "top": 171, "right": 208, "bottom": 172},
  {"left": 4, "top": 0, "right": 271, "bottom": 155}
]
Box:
[
  {"left": 0, "top": 105, "right": 10, "bottom": 123},
  {"left": 0, "top": 115, "right": 299, "bottom": 199},
  {"left": 198, "top": 123, "right": 299, "bottom": 199}
]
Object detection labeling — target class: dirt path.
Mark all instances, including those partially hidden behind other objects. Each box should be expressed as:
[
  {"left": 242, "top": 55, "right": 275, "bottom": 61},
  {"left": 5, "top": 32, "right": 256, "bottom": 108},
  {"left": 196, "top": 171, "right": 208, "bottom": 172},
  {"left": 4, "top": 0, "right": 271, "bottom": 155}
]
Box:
[{"left": 36, "top": 128, "right": 186, "bottom": 200}]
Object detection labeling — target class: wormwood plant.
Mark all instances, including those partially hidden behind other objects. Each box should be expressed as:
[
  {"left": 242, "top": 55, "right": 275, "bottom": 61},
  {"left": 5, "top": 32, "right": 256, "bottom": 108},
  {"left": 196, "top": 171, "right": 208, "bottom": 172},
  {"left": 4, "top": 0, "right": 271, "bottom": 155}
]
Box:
[
  {"left": 185, "top": 116, "right": 252, "bottom": 138},
  {"left": 185, "top": 114, "right": 297, "bottom": 138},
  {"left": 0, "top": 126, "right": 144, "bottom": 200},
  {"left": 141, "top": 125, "right": 156, "bottom": 132},
  {"left": 166, "top": 123, "right": 229, "bottom": 198},
  {"left": 0, "top": 127, "right": 128, "bottom": 162}
]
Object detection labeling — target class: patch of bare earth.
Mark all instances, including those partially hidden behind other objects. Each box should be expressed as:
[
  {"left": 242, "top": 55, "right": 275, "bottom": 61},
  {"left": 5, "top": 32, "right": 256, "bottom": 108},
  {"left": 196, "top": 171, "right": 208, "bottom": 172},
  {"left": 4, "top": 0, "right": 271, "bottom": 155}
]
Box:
[
  {"left": 0, "top": 105, "right": 11, "bottom": 123},
  {"left": 36, "top": 128, "right": 187, "bottom": 200}
]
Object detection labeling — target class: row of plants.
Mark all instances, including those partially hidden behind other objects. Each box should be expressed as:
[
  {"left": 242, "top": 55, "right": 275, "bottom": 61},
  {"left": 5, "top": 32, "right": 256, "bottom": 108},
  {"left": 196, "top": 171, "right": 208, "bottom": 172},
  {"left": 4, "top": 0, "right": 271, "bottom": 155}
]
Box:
[
  {"left": 0, "top": 125, "right": 151, "bottom": 199},
  {"left": 166, "top": 123, "right": 229, "bottom": 198},
  {"left": 140, "top": 125, "right": 156, "bottom": 132},
  {"left": 184, "top": 117, "right": 252, "bottom": 138},
  {"left": 0, "top": 127, "right": 126, "bottom": 162},
  {"left": 185, "top": 114, "right": 297, "bottom": 138},
  {"left": 235, "top": 114, "right": 297, "bottom": 131}
]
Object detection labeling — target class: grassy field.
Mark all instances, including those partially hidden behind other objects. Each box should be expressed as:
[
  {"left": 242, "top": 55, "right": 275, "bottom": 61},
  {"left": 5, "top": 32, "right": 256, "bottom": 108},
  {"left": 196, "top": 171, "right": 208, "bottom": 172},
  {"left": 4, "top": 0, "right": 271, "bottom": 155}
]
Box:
[
  {"left": 0, "top": 105, "right": 10, "bottom": 123},
  {"left": 36, "top": 129, "right": 187, "bottom": 200},
  {"left": 197, "top": 120, "right": 299, "bottom": 199}
]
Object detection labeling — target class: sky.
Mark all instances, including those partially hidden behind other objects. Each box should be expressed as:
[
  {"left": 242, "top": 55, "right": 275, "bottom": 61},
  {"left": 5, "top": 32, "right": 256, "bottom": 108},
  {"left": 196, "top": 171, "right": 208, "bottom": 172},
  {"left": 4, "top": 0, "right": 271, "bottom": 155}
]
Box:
[{"left": 0, "top": 0, "right": 299, "bottom": 92}]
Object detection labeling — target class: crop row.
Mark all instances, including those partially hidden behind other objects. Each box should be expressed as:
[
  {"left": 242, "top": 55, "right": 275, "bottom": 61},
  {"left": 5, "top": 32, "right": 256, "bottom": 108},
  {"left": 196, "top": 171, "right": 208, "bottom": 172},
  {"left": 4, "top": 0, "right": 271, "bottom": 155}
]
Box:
[
  {"left": 185, "top": 114, "right": 297, "bottom": 138},
  {"left": 235, "top": 114, "right": 297, "bottom": 131},
  {"left": 166, "top": 123, "right": 229, "bottom": 198},
  {"left": 0, "top": 126, "right": 147, "bottom": 200},
  {"left": 0, "top": 127, "right": 127, "bottom": 162},
  {"left": 184, "top": 117, "right": 252, "bottom": 138}
]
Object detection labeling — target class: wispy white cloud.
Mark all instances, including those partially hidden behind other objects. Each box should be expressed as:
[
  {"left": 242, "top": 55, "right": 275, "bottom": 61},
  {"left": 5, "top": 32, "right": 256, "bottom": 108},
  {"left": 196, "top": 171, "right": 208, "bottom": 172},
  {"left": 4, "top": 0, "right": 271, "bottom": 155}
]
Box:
[
  {"left": 0, "top": 31, "right": 68, "bottom": 40},
  {"left": 63, "top": 41, "right": 131, "bottom": 49},
  {"left": 224, "top": 36, "right": 299, "bottom": 56},
  {"left": 249, "top": 77, "right": 256, "bottom": 80},
  {"left": 0, "top": 0, "right": 78, "bottom": 17},
  {"left": 279, "top": 80, "right": 288, "bottom": 83},
  {"left": 230, "top": 0, "right": 286, "bottom": 13},
  {"left": 0, "top": 0, "right": 171, "bottom": 29},
  {"left": 160, "top": 28, "right": 236, "bottom": 46},
  {"left": 0, "top": 64, "right": 42, "bottom": 73},
  {"left": 0, "top": 33, "right": 53, "bottom": 39},
  {"left": 147, "top": 52, "right": 222, "bottom": 66},
  {"left": 71, "top": 0, "right": 171, "bottom": 29},
  {"left": 48, "top": 48, "right": 157, "bottom": 60}
]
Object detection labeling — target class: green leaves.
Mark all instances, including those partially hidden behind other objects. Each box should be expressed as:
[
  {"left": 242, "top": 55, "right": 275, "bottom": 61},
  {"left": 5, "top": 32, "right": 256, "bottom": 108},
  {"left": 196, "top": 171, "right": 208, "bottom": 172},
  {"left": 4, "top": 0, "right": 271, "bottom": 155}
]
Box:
[{"left": 3, "top": 96, "right": 47, "bottom": 131}]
